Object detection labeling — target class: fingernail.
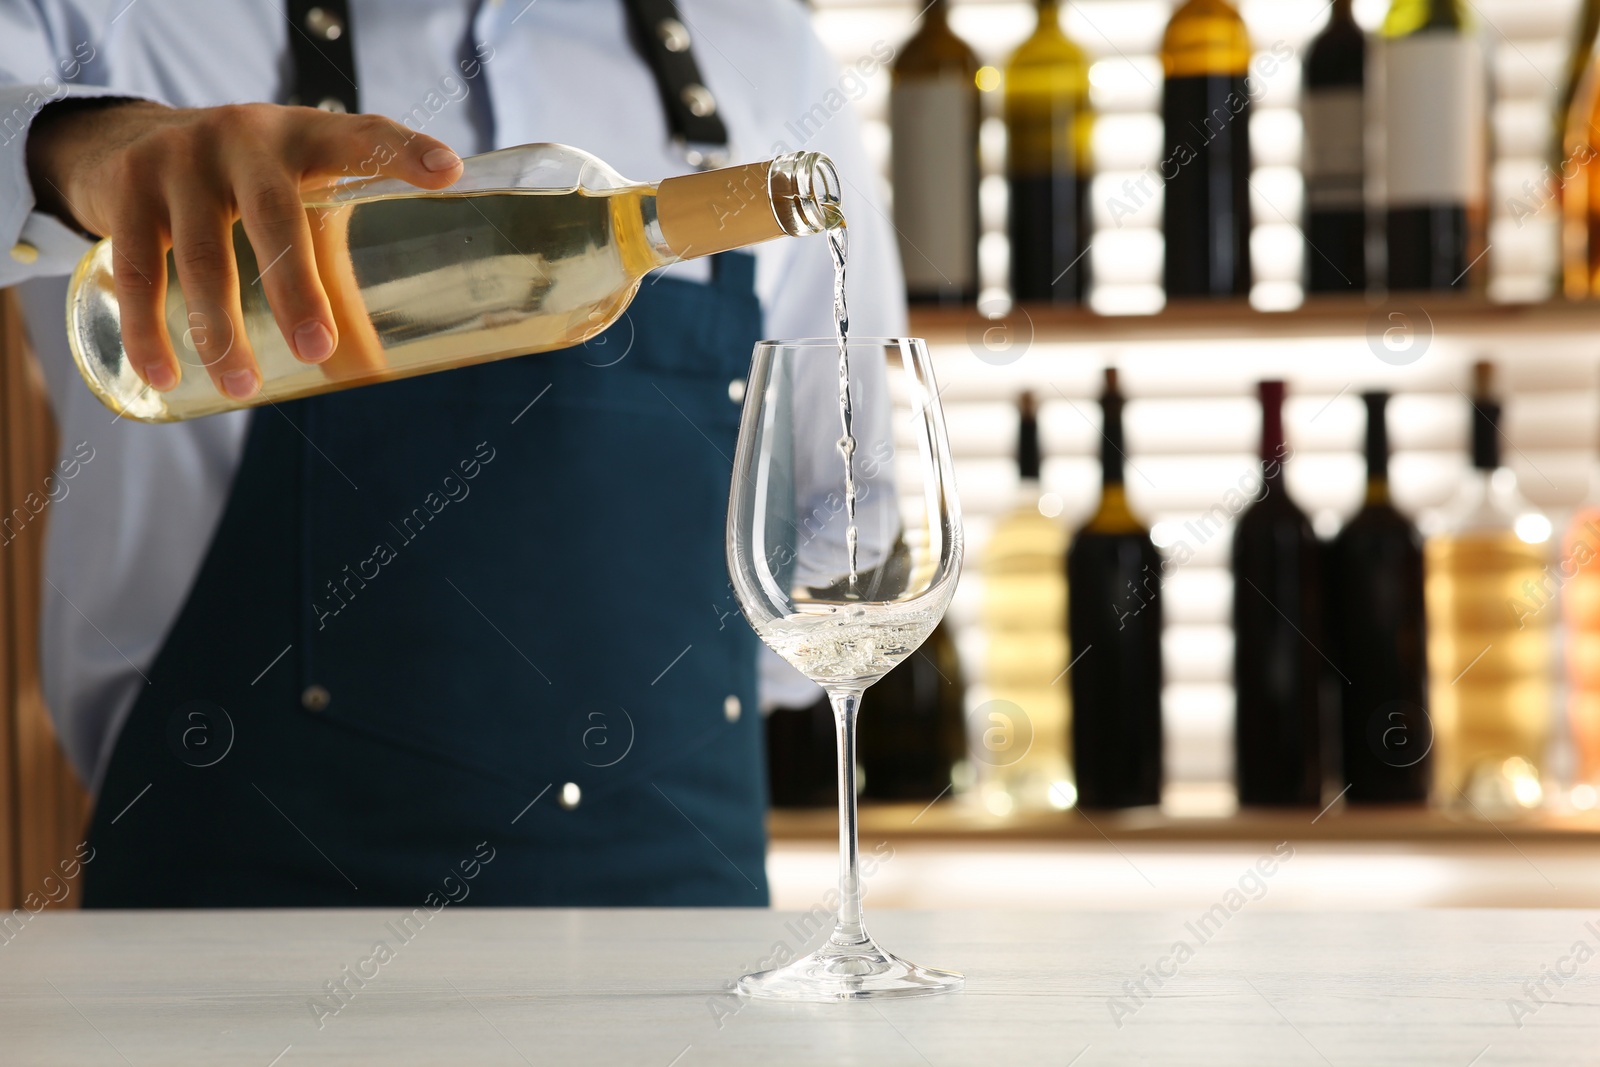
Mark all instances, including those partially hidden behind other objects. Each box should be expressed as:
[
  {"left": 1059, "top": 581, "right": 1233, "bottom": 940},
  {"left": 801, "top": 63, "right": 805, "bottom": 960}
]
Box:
[
  {"left": 294, "top": 320, "right": 334, "bottom": 363},
  {"left": 145, "top": 363, "right": 177, "bottom": 392},
  {"left": 222, "top": 369, "right": 259, "bottom": 399},
  {"left": 422, "top": 148, "right": 461, "bottom": 173}
]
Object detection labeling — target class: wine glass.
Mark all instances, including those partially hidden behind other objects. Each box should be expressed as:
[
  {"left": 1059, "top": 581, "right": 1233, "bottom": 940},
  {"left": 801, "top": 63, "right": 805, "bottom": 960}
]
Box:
[{"left": 727, "top": 336, "right": 963, "bottom": 1001}]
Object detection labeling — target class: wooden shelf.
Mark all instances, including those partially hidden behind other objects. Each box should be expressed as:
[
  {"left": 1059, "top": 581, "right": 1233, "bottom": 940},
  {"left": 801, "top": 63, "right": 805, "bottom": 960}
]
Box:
[
  {"left": 769, "top": 798, "right": 1600, "bottom": 845},
  {"left": 908, "top": 296, "right": 1600, "bottom": 345}
]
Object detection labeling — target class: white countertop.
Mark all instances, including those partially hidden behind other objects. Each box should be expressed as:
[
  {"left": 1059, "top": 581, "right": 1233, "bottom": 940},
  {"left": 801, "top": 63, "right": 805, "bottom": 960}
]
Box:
[{"left": 1, "top": 908, "right": 1592, "bottom": 1065}]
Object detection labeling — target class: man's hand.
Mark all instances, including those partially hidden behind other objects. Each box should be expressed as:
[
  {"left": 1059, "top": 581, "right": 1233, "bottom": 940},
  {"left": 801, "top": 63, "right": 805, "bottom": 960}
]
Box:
[{"left": 25, "top": 100, "right": 463, "bottom": 398}]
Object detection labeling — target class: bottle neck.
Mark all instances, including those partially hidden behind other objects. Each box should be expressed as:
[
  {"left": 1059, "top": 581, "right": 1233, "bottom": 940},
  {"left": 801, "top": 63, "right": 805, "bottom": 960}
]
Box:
[
  {"left": 1472, "top": 397, "right": 1501, "bottom": 472},
  {"left": 651, "top": 152, "right": 839, "bottom": 265},
  {"left": 1364, "top": 392, "right": 1390, "bottom": 501},
  {"left": 1091, "top": 391, "right": 1142, "bottom": 531},
  {"left": 1019, "top": 408, "right": 1041, "bottom": 481},
  {"left": 1100, "top": 391, "right": 1126, "bottom": 488},
  {"left": 1258, "top": 382, "right": 1286, "bottom": 487}
]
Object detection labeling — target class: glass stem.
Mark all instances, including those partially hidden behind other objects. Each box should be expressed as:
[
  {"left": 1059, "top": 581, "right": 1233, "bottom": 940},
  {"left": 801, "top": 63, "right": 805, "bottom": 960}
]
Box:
[{"left": 828, "top": 686, "right": 869, "bottom": 948}]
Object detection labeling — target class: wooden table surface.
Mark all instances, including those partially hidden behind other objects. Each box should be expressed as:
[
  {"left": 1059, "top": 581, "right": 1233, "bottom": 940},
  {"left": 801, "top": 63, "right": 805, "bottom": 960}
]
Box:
[{"left": 1, "top": 908, "right": 1592, "bottom": 1065}]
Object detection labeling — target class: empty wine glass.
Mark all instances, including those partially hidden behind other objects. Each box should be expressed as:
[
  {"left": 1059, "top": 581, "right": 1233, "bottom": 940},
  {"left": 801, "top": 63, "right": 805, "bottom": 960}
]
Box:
[{"left": 727, "top": 337, "right": 963, "bottom": 1000}]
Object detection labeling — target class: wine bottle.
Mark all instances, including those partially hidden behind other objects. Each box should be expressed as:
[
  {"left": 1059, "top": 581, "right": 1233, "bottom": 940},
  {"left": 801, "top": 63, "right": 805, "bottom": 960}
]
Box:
[
  {"left": 1160, "top": 0, "right": 1253, "bottom": 298},
  {"left": 68, "top": 144, "right": 841, "bottom": 422},
  {"left": 1067, "top": 369, "right": 1162, "bottom": 809},
  {"left": 1562, "top": 373, "right": 1600, "bottom": 788},
  {"left": 1233, "top": 381, "right": 1324, "bottom": 806},
  {"left": 1302, "top": 0, "right": 1368, "bottom": 293},
  {"left": 1328, "top": 392, "right": 1431, "bottom": 803},
  {"left": 857, "top": 621, "right": 968, "bottom": 801},
  {"left": 1557, "top": 0, "right": 1600, "bottom": 161},
  {"left": 890, "top": 0, "right": 981, "bottom": 305},
  {"left": 766, "top": 695, "right": 838, "bottom": 808},
  {"left": 980, "top": 392, "right": 1070, "bottom": 812},
  {"left": 1379, "top": 0, "right": 1487, "bottom": 291},
  {"left": 1425, "top": 362, "right": 1552, "bottom": 811},
  {"left": 1004, "top": 0, "right": 1093, "bottom": 304},
  {"left": 1562, "top": 14, "right": 1600, "bottom": 298}
]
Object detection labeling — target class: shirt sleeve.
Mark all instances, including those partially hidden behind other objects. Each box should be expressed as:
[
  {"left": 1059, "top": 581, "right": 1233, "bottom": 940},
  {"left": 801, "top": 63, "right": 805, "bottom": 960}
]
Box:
[{"left": 0, "top": 0, "right": 156, "bottom": 286}]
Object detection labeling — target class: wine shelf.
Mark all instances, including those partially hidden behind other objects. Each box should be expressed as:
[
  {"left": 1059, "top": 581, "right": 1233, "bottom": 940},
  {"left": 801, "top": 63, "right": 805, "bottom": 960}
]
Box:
[
  {"left": 768, "top": 796, "right": 1600, "bottom": 844},
  {"left": 909, "top": 297, "right": 1600, "bottom": 345}
]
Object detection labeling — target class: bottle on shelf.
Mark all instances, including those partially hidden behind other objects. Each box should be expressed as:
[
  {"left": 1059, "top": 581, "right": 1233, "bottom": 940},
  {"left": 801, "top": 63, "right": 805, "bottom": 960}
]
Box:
[
  {"left": 979, "top": 392, "right": 1071, "bottom": 814},
  {"left": 1067, "top": 369, "right": 1163, "bottom": 809},
  {"left": 1233, "top": 381, "right": 1325, "bottom": 807},
  {"left": 1159, "top": 0, "right": 1253, "bottom": 299},
  {"left": 1004, "top": 0, "right": 1093, "bottom": 304},
  {"left": 1561, "top": 371, "right": 1600, "bottom": 790},
  {"left": 765, "top": 695, "right": 838, "bottom": 808},
  {"left": 1302, "top": 0, "right": 1368, "bottom": 293},
  {"left": 857, "top": 622, "right": 969, "bottom": 801},
  {"left": 1556, "top": 0, "right": 1600, "bottom": 165},
  {"left": 68, "top": 143, "right": 841, "bottom": 422},
  {"left": 1377, "top": 0, "right": 1488, "bottom": 291},
  {"left": 1562, "top": 12, "right": 1600, "bottom": 298},
  {"left": 1328, "top": 392, "right": 1431, "bottom": 803},
  {"left": 890, "top": 0, "right": 981, "bottom": 306},
  {"left": 1425, "top": 362, "right": 1553, "bottom": 812}
]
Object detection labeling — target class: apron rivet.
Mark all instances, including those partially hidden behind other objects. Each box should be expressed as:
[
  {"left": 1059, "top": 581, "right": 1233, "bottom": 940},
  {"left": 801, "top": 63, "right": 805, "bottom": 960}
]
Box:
[
  {"left": 723, "top": 695, "right": 741, "bottom": 723},
  {"left": 680, "top": 84, "right": 716, "bottom": 119},
  {"left": 300, "top": 684, "right": 331, "bottom": 712},
  {"left": 559, "top": 782, "right": 582, "bottom": 809},
  {"left": 727, "top": 378, "right": 745, "bottom": 404}
]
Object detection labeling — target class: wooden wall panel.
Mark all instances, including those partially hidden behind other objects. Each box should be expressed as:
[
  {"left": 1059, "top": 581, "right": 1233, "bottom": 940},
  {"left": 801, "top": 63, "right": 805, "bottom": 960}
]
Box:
[{"left": 0, "top": 289, "right": 90, "bottom": 913}]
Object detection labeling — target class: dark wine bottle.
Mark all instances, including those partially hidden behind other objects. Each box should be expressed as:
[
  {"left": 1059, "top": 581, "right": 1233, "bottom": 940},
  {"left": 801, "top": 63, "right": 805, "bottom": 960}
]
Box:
[
  {"left": 1067, "top": 369, "right": 1162, "bottom": 809},
  {"left": 1329, "top": 392, "right": 1431, "bottom": 803},
  {"left": 857, "top": 621, "right": 968, "bottom": 801},
  {"left": 1380, "top": 0, "right": 1487, "bottom": 290},
  {"left": 1303, "top": 0, "right": 1368, "bottom": 292},
  {"left": 1160, "top": 0, "right": 1253, "bottom": 298},
  {"left": 1005, "top": 0, "right": 1093, "bottom": 303},
  {"left": 890, "top": 0, "right": 981, "bottom": 305},
  {"left": 1233, "top": 381, "right": 1324, "bottom": 806},
  {"left": 766, "top": 695, "right": 838, "bottom": 808}
]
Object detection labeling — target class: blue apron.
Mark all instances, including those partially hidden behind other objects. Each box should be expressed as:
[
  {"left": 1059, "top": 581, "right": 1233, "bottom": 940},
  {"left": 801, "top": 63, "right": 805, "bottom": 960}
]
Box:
[{"left": 82, "top": 254, "right": 769, "bottom": 907}]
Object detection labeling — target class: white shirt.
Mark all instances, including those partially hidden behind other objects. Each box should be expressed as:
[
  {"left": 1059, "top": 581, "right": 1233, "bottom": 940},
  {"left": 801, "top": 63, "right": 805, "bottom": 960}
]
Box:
[{"left": 0, "top": 0, "right": 906, "bottom": 789}]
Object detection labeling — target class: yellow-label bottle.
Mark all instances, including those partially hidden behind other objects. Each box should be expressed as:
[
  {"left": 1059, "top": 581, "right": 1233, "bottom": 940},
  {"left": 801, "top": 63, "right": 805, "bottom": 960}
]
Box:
[
  {"left": 67, "top": 144, "right": 840, "bottom": 422},
  {"left": 1004, "top": 0, "right": 1092, "bottom": 304},
  {"left": 1425, "top": 362, "right": 1552, "bottom": 812},
  {"left": 979, "top": 391, "right": 1070, "bottom": 813}
]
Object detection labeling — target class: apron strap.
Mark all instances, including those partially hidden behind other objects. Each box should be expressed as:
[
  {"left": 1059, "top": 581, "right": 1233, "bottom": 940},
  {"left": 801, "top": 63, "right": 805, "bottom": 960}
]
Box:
[
  {"left": 284, "top": 0, "right": 360, "bottom": 114},
  {"left": 282, "top": 0, "right": 732, "bottom": 169},
  {"left": 618, "top": 0, "right": 731, "bottom": 169}
]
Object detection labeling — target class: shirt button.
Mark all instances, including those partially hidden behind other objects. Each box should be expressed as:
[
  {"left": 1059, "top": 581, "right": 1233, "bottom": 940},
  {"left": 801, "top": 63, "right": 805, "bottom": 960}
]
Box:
[
  {"left": 727, "top": 378, "right": 745, "bottom": 404},
  {"left": 559, "top": 782, "right": 581, "bottom": 809},
  {"left": 724, "top": 695, "right": 742, "bottom": 723},
  {"left": 10, "top": 241, "right": 39, "bottom": 265},
  {"left": 300, "top": 685, "right": 331, "bottom": 712}
]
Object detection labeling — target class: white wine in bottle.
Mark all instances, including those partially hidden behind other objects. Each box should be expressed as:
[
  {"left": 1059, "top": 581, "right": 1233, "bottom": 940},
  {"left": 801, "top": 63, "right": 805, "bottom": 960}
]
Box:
[{"left": 67, "top": 144, "right": 842, "bottom": 422}]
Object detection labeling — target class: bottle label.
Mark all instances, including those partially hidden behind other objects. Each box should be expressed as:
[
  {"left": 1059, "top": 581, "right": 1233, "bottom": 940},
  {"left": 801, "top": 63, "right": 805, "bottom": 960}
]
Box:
[
  {"left": 1303, "top": 87, "right": 1365, "bottom": 210},
  {"left": 1379, "top": 34, "right": 1486, "bottom": 206},
  {"left": 889, "top": 77, "right": 978, "bottom": 292}
]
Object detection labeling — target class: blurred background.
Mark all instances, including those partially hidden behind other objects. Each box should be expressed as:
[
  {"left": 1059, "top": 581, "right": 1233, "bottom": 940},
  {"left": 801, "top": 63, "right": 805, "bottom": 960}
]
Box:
[{"left": 764, "top": 0, "right": 1600, "bottom": 911}]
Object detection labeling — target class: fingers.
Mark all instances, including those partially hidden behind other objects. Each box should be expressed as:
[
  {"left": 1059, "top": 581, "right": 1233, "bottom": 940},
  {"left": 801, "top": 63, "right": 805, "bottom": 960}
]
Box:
[
  {"left": 108, "top": 210, "right": 177, "bottom": 393},
  {"left": 234, "top": 175, "right": 335, "bottom": 364},
  {"left": 166, "top": 181, "right": 260, "bottom": 400},
  {"left": 294, "top": 111, "right": 463, "bottom": 191}
]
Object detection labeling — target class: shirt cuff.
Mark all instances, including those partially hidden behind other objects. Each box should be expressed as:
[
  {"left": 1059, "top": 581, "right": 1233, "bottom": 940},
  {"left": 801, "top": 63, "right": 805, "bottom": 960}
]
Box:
[{"left": 0, "top": 84, "right": 157, "bottom": 286}]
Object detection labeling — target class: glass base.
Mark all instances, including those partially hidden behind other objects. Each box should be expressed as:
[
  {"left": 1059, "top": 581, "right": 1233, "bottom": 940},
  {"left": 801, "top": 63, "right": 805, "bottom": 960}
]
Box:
[{"left": 738, "top": 934, "right": 963, "bottom": 1002}]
